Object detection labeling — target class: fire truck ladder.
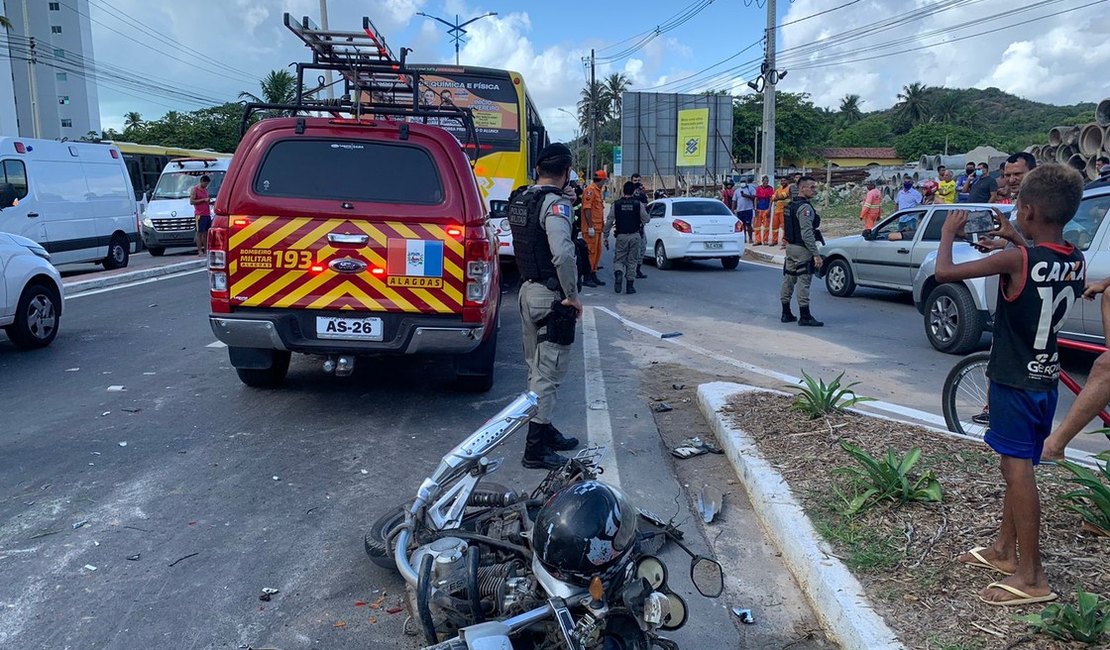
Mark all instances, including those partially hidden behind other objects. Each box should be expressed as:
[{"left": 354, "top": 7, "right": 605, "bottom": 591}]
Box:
[{"left": 239, "top": 13, "right": 479, "bottom": 161}]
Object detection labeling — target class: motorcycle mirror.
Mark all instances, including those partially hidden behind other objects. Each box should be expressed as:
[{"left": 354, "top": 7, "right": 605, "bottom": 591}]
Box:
[
  {"left": 690, "top": 557, "right": 724, "bottom": 598},
  {"left": 635, "top": 555, "right": 668, "bottom": 590},
  {"left": 659, "top": 591, "right": 688, "bottom": 631}
]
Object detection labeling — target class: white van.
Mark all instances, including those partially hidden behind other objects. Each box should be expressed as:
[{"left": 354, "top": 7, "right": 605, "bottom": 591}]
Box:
[
  {"left": 0, "top": 138, "right": 140, "bottom": 269},
  {"left": 141, "top": 157, "right": 231, "bottom": 256}
]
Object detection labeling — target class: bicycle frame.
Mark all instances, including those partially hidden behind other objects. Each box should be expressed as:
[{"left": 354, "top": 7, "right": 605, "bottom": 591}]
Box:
[{"left": 1057, "top": 337, "right": 1110, "bottom": 426}]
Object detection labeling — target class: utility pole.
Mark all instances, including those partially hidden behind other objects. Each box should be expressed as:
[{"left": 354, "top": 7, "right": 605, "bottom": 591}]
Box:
[
  {"left": 319, "top": 0, "right": 334, "bottom": 100},
  {"left": 589, "top": 48, "right": 596, "bottom": 175},
  {"left": 416, "top": 11, "right": 498, "bottom": 66},
  {"left": 22, "top": 2, "right": 42, "bottom": 138},
  {"left": 760, "top": 0, "right": 777, "bottom": 184}
]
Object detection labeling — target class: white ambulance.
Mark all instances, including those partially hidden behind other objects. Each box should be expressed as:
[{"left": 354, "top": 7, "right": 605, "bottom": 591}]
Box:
[
  {"left": 0, "top": 138, "right": 140, "bottom": 269},
  {"left": 141, "top": 157, "right": 232, "bottom": 255}
]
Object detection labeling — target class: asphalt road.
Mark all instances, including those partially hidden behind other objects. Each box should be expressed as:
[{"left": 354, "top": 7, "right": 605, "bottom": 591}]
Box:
[{"left": 0, "top": 264, "right": 826, "bottom": 649}]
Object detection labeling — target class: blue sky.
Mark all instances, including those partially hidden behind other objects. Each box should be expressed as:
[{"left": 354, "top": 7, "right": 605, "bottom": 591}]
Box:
[{"left": 83, "top": 0, "right": 1110, "bottom": 140}]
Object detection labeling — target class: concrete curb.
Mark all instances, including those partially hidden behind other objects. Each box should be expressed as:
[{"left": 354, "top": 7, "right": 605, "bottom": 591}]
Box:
[
  {"left": 745, "top": 246, "right": 785, "bottom": 265},
  {"left": 63, "top": 259, "right": 206, "bottom": 296},
  {"left": 697, "top": 381, "right": 905, "bottom": 650}
]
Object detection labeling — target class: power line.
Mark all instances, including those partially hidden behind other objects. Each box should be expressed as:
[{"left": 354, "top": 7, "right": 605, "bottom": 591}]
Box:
[{"left": 595, "top": 0, "right": 717, "bottom": 63}]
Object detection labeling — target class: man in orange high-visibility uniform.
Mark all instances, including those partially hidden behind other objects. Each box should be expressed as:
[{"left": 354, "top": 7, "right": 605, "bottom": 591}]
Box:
[
  {"left": 772, "top": 177, "right": 792, "bottom": 248},
  {"left": 581, "top": 170, "right": 608, "bottom": 286}
]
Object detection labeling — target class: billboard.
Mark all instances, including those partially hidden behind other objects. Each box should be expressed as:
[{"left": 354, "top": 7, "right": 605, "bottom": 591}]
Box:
[{"left": 620, "top": 92, "right": 733, "bottom": 179}]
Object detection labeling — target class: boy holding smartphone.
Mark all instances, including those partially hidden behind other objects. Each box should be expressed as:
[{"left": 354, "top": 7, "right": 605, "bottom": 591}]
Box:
[{"left": 936, "top": 164, "right": 1086, "bottom": 606}]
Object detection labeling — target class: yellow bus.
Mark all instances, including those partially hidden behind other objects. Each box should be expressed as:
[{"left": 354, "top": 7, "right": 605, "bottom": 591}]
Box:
[
  {"left": 105, "top": 141, "right": 232, "bottom": 204},
  {"left": 408, "top": 65, "right": 549, "bottom": 208}
]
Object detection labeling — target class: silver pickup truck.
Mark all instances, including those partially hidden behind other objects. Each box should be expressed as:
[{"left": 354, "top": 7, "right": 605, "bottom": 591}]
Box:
[{"left": 913, "top": 183, "right": 1110, "bottom": 353}]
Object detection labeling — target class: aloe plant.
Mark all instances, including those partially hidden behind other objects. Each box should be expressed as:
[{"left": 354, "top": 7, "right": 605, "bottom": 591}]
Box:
[
  {"left": 789, "top": 370, "right": 873, "bottom": 419},
  {"left": 1056, "top": 460, "right": 1110, "bottom": 536},
  {"left": 835, "top": 442, "right": 943, "bottom": 515},
  {"left": 1016, "top": 589, "right": 1110, "bottom": 643}
]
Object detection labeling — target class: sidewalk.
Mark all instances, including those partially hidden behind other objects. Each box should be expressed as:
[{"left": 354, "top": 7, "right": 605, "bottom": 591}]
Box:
[{"left": 60, "top": 250, "right": 206, "bottom": 295}]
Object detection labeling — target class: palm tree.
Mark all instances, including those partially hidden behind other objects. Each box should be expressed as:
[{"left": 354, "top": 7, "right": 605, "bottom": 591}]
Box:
[
  {"left": 838, "top": 94, "right": 863, "bottom": 124},
  {"left": 895, "top": 82, "right": 930, "bottom": 125},
  {"left": 931, "top": 91, "right": 960, "bottom": 124},
  {"left": 0, "top": 15, "right": 12, "bottom": 30},
  {"left": 240, "top": 70, "right": 299, "bottom": 105},
  {"left": 576, "top": 80, "right": 610, "bottom": 137},
  {"left": 601, "top": 73, "right": 630, "bottom": 121},
  {"left": 123, "top": 112, "right": 143, "bottom": 133}
]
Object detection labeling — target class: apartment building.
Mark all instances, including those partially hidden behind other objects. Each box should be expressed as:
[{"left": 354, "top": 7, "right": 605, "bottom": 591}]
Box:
[{"left": 1, "top": 0, "right": 101, "bottom": 138}]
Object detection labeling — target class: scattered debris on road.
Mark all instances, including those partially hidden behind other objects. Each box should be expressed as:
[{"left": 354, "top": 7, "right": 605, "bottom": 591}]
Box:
[
  {"left": 731, "top": 607, "right": 755, "bottom": 624},
  {"left": 696, "top": 485, "right": 723, "bottom": 524},
  {"left": 107, "top": 385, "right": 127, "bottom": 392},
  {"left": 83, "top": 564, "right": 97, "bottom": 572},
  {"left": 72, "top": 520, "right": 89, "bottom": 529},
  {"left": 672, "top": 383, "right": 686, "bottom": 390},
  {"left": 259, "top": 587, "right": 279, "bottom": 602},
  {"left": 660, "top": 331, "right": 682, "bottom": 339},
  {"left": 122, "top": 407, "right": 142, "bottom": 413},
  {"left": 653, "top": 402, "right": 673, "bottom": 413},
  {"left": 671, "top": 436, "right": 723, "bottom": 459},
  {"left": 333, "top": 620, "right": 347, "bottom": 628},
  {"left": 100, "top": 411, "right": 111, "bottom": 417},
  {"left": 168, "top": 552, "right": 199, "bottom": 567},
  {"left": 29, "top": 529, "right": 60, "bottom": 540},
  {"left": 118, "top": 441, "right": 127, "bottom": 447},
  {"left": 126, "top": 553, "right": 141, "bottom": 561}
]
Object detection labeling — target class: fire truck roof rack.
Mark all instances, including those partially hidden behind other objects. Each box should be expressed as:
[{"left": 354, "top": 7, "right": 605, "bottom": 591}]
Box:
[{"left": 239, "top": 13, "right": 479, "bottom": 162}]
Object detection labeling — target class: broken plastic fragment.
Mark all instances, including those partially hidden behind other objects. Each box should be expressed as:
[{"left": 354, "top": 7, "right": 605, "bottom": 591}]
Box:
[
  {"left": 696, "top": 486, "right": 723, "bottom": 524},
  {"left": 126, "top": 554, "right": 141, "bottom": 561},
  {"left": 83, "top": 564, "right": 97, "bottom": 572},
  {"left": 653, "top": 403, "right": 673, "bottom": 413},
  {"left": 107, "top": 385, "right": 127, "bottom": 392},
  {"left": 73, "top": 520, "right": 89, "bottom": 529},
  {"left": 118, "top": 441, "right": 127, "bottom": 447},
  {"left": 731, "top": 608, "right": 755, "bottom": 624}
]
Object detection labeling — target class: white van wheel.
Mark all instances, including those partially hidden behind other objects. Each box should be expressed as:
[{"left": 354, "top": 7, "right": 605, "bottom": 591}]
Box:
[{"left": 103, "top": 235, "right": 130, "bottom": 269}]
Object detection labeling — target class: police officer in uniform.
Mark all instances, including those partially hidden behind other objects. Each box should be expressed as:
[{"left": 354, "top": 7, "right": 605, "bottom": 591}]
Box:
[
  {"left": 509, "top": 143, "right": 584, "bottom": 470},
  {"left": 604, "top": 181, "right": 650, "bottom": 293},
  {"left": 780, "top": 175, "right": 825, "bottom": 327},
  {"left": 630, "top": 173, "right": 649, "bottom": 279}
]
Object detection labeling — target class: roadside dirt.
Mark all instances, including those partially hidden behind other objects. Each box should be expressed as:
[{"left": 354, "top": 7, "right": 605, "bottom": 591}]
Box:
[
  {"left": 641, "top": 363, "right": 835, "bottom": 650},
  {"left": 726, "top": 391, "right": 1110, "bottom": 650}
]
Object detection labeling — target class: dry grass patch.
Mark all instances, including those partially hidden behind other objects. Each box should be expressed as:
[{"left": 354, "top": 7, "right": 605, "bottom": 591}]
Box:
[{"left": 723, "top": 391, "right": 1110, "bottom": 650}]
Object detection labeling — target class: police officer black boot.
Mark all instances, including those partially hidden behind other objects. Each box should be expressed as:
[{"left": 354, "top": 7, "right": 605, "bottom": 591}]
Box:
[
  {"left": 545, "top": 423, "right": 579, "bottom": 451},
  {"left": 522, "top": 422, "right": 569, "bottom": 470},
  {"left": 781, "top": 302, "right": 797, "bottom": 323},
  {"left": 591, "top": 272, "right": 606, "bottom": 286},
  {"left": 582, "top": 273, "right": 599, "bottom": 288},
  {"left": 625, "top": 279, "right": 636, "bottom": 294},
  {"left": 614, "top": 270, "right": 623, "bottom": 293},
  {"left": 636, "top": 265, "right": 647, "bottom": 279},
  {"left": 798, "top": 306, "right": 824, "bottom": 327}
]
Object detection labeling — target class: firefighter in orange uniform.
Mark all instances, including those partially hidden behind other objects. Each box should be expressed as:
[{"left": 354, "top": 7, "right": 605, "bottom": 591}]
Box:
[
  {"left": 772, "top": 177, "right": 792, "bottom": 248},
  {"left": 581, "top": 170, "right": 608, "bottom": 286}
]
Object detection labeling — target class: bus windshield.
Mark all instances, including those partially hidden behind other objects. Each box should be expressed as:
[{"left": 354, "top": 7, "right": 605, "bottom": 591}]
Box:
[
  {"left": 152, "top": 171, "right": 226, "bottom": 200},
  {"left": 415, "top": 70, "right": 520, "bottom": 154}
]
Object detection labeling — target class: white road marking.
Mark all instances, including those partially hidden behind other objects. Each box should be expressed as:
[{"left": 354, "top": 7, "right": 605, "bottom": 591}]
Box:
[
  {"left": 206, "top": 341, "right": 228, "bottom": 349},
  {"left": 65, "top": 269, "right": 207, "bottom": 299},
  {"left": 582, "top": 307, "right": 621, "bottom": 488},
  {"left": 593, "top": 305, "right": 949, "bottom": 429},
  {"left": 738, "top": 258, "right": 780, "bottom": 269}
]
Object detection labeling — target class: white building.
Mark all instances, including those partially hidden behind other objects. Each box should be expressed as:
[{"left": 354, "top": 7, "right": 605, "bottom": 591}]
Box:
[{"left": 1, "top": 0, "right": 101, "bottom": 139}]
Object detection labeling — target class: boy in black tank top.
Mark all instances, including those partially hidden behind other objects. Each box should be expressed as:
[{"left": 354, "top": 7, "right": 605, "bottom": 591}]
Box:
[{"left": 935, "top": 164, "right": 1086, "bottom": 607}]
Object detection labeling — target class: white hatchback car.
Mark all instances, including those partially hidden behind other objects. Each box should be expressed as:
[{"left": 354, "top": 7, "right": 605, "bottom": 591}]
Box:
[
  {"left": 642, "top": 198, "right": 745, "bottom": 270},
  {"left": 1, "top": 232, "right": 63, "bottom": 349}
]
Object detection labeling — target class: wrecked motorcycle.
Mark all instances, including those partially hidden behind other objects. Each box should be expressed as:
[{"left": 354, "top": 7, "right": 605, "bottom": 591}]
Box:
[{"left": 364, "top": 391, "right": 724, "bottom": 649}]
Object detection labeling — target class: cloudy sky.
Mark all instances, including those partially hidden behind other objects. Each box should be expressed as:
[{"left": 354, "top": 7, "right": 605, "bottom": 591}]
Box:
[{"left": 57, "top": 0, "right": 1110, "bottom": 139}]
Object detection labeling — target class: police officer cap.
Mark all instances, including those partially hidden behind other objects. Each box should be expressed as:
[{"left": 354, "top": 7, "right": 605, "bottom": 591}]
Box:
[{"left": 537, "top": 143, "right": 573, "bottom": 164}]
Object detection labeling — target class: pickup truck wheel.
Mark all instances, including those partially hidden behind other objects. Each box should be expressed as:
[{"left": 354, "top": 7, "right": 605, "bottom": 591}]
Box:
[
  {"left": 5, "top": 281, "right": 61, "bottom": 349},
  {"left": 147, "top": 247, "right": 166, "bottom": 257},
  {"left": 102, "top": 234, "right": 130, "bottom": 270},
  {"left": 655, "top": 242, "right": 674, "bottom": 270},
  {"left": 454, "top": 329, "right": 497, "bottom": 393},
  {"left": 925, "top": 284, "right": 983, "bottom": 354},
  {"left": 233, "top": 349, "right": 291, "bottom": 388},
  {"left": 721, "top": 256, "right": 740, "bottom": 270},
  {"left": 824, "top": 259, "right": 855, "bottom": 297}
]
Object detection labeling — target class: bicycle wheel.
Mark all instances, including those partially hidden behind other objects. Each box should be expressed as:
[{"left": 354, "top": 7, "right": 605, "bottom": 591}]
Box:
[{"left": 942, "top": 351, "right": 991, "bottom": 439}]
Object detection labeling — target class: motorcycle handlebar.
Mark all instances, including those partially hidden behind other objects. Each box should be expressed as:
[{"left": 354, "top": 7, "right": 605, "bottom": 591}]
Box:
[{"left": 420, "top": 605, "right": 553, "bottom": 650}]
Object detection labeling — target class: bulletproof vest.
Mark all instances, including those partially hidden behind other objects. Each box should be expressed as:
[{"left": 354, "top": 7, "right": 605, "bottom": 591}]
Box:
[
  {"left": 509, "top": 186, "right": 562, "bottom": 282},
  {"left": 613, "top": 197, "right": 642, "bottom": 235},
  {"left": 783, "top": 197, "right": 819, "bottom": 245}
]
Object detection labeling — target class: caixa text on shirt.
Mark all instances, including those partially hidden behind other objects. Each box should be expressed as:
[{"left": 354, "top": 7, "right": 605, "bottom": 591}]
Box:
[{"left": 1031, "top": 259, "right": 1085, "bottom": 283}]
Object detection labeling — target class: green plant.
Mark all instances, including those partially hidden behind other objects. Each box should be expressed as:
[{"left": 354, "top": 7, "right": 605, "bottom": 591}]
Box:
[
  {"left": 1016, "top": 589, "right": 1110, "bottom": 643},
  {"left": 789, "top": 370, "right": 873, "bottom": 418},
  {"left": 835, "top": 442, "right": 943, "bottom": 515},
  {"left": 1056, "top": 460, "right": 1110, "bottom": 536}
]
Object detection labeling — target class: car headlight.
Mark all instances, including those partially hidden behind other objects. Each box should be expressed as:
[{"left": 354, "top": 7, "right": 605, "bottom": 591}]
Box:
[
  {"left": 22, "top": 243, "right": 50, "bottom": 260},
  {"left": 142, "top": 217, "right": 154, "bottom": 227}
]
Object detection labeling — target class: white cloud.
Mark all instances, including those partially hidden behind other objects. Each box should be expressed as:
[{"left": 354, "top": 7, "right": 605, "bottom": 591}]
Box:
[{"left": 776, "top": 0, "right": 1110, "bottom": 111}]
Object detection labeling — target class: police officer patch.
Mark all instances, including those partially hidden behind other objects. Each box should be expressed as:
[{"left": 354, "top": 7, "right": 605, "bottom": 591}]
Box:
[{"left": 552, "top": 203, "right": 572, "bottom": 219}]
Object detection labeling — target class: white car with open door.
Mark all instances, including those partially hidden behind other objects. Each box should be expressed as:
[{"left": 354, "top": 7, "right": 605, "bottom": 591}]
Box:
[
  {"left": 642, "top": 197, "right": 745, "bottom": 270},
  {"left": 0, "top": 232, "right": 63, "bottom": 349}
]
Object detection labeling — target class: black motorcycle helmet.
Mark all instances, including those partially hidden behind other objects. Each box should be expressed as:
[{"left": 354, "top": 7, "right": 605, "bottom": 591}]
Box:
[{"left": 532, "top": 481, "right": 639, "bottom": 587}]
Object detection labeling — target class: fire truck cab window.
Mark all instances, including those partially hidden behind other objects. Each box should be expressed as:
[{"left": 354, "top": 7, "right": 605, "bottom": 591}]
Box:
[{"left": 253, "top": 139, "right": 444, "bottom": 205}]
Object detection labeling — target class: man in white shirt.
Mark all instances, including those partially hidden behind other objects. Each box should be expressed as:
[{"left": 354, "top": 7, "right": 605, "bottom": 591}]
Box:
[{"left": 734, "top": 175, "right": 756, "bottom": 244}]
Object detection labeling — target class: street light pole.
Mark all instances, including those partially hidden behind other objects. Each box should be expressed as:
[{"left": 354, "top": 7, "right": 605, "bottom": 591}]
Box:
[
  {"left": 416, "top": 11, "right": 498, "bottom": 65},
  {"left": 557, "top": 107, "right": 582, "bottom": 165}
]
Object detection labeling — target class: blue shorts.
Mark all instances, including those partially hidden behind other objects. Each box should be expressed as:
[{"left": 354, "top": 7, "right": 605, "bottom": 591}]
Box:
[
  {"left": 985, "top": 381, "right": 1057, "bottom": 463},
  {"left": 737, "top": 210, "right": 754, "bottom": 225}
]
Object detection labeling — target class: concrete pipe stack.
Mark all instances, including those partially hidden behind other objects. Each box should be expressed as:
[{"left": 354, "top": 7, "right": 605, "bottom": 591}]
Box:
[{"left": 1029, "top": 99, "right": 1110, "bottom": 179}]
